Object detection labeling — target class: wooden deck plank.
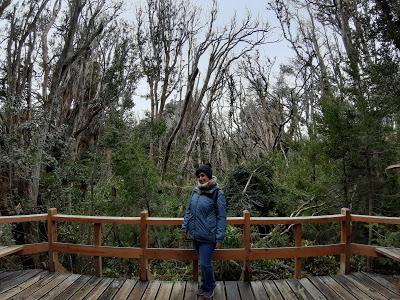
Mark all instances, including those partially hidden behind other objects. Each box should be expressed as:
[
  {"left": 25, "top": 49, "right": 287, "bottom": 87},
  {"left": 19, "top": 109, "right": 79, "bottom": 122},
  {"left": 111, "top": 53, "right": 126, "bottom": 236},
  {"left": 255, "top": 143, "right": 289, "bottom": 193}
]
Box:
[
  {"left": 69, "top": 276, "right": 103, "bottom": 300},
  {"left": 0, "top": 271, "right": 49, "bottom": 299},
  {"left": 0, "top": 269, "right": 42, "bottom": 294},
  {"left": 2, "top": 270, "right": 400, "bottom": 300},
  {"left": 351, "top": 273, "right": 400, "bottom": 299},
  {"left": 213, "top": 281, "right": 226, "bottom": 300},
  {"left": 376, "top": 247, "right": 400, "bottom": 262},
  {"left": 0, "top": 271, "right": 24, "bottom": 285},
  {"left": 97, "top": 279, "right": 125, "bottom": 300},
  {"left": 169, "top": 282, "right": 185, "bottom": 300},
  {"left": 307, "top": 276, "right": 342, "bottom": 300},
  {"left": 286, "top": 278, "right": 315, "bottom": 300},
  {"left": 39, "top": 274, "right": 81, "bottom": 300},
  {"left": 225, "top": 281, "right": 240, "bottom": 300},
  {"left": 298, "top": 278, "right": 327, "bottom": 300},
  {"left": 112, "top": 279, "right": 136, "bottom": 300},
  {"left": 0, "top": 271, "right": 21, "bottom": 281},
  {"left": 126, "top": 281, "right": 148, "bottom": 300},
  {"left": 250, "top": 281, "right": 268, "bottom": 300},
  {"left": 56, "top": 275, "right": 92, "bottom": 300},
  {"left": 331, "top": 275, "right": 374, "bottom": 299},
  {"left": 25, "top": 273, "right": 70, "bottom": 300},
  {"left": 273, "top": 279, "right": 297, "bottom": 300},
  {"left": 155, "top": 281, "right": 173, "bottom": 300},
  {"left": 237, "top": 281, "right": 255, "bottom": 300},
  {"left": 8, "top": 272, "right": 59, "bottom": 300},
  {"left": 0, "top": 246, "right": 23, "bottom": 258},
  {"left": 82, "top": 277, "right": 113, "bottom": 300},
  {"left": 262, "top": 280, "right": 284, "bottom": 300},
  {"left": 183, "top": 282, "right": 197, "bottom": 300},
  {"left": 342, "top": 275, "right": 388, "bottom": 300},
  {"left": 362, "top": 272, "right": 400, "bottom": 295},
  {"left": 318, "top": 276, "right": 358, "bottom": 300},
  {"left": 0, "top": 271, "right": 25, "bottom": 293},
  {"left": 141, "top": 280, "right": 161, "bottom": 300}
]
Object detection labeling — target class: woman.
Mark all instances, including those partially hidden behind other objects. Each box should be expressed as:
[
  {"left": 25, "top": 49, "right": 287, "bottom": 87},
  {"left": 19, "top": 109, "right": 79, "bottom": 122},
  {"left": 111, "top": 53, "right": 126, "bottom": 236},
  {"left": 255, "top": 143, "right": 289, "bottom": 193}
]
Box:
[{"left": 182, "top": 163, "right": 227, "bottom": 299}]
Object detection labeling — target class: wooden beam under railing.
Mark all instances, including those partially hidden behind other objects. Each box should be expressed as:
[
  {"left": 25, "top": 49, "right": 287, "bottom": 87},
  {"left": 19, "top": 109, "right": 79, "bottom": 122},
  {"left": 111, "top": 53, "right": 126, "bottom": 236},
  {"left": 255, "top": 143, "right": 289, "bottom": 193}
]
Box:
[{"left": 46, "top": 243, "right": 345, "bottom": 260}]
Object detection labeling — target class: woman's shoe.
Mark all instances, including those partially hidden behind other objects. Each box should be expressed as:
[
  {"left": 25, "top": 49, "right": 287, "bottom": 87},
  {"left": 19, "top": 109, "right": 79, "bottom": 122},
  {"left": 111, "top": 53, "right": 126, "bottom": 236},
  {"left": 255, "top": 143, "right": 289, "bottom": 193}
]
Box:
[
  {"left": 196, "top": 288, "right": 206, "bottom": 296},
  {"left": 201, "top": 289, "right": 214, "bottom": 299}
]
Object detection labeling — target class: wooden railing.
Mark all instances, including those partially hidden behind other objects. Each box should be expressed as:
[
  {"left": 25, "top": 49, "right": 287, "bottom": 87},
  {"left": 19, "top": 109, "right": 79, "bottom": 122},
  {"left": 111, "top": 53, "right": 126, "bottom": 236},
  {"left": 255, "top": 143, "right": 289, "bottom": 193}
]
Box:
[{"left": 0, "top": 208, "right": 399, "bottom": 281}]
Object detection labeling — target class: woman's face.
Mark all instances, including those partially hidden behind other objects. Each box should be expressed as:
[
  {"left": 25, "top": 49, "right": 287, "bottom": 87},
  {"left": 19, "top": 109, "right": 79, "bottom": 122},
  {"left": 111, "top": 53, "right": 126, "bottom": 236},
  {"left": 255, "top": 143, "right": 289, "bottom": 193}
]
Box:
[{"left": 197, "top": 172, "right": 210, "bottom": 184}]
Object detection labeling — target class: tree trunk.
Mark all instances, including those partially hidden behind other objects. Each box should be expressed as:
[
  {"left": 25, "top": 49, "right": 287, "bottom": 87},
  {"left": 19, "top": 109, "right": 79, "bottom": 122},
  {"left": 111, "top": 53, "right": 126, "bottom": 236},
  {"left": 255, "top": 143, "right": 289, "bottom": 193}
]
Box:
[{"left": 162, "top": 68, "right": 199, "bottom": 175}]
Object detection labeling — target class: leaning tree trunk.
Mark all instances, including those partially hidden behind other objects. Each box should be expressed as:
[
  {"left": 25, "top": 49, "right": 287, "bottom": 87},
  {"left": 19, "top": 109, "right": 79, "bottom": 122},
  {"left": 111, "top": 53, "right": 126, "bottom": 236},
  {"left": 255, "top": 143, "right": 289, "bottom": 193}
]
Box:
[{"left": 162, "top": 68, "right": 199, "bottom": 175}]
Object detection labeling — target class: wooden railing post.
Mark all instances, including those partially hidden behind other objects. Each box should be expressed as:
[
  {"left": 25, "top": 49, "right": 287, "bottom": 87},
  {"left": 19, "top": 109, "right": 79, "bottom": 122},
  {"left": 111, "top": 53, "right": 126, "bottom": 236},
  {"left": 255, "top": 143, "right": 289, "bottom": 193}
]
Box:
[
  {"left": 241, "top": 210, "right": 251, "bottom": 281},
  {"left": 294, "top": 224, "right": 302, "bottom": 278},
  {"left": 340, "top": 208, "right": 351, "bottom": 275},
  {"left": 192, "top": 259, "right": 199, "bottom": 282},
  {"left": 47, "top": 208, "right": 58, "bottom": 272},
  {"left": 94, "top": 223, "right": 102, "bottom": 277},
  {"left": 139, "top": 210, "right": 149, "bottom": 281}
]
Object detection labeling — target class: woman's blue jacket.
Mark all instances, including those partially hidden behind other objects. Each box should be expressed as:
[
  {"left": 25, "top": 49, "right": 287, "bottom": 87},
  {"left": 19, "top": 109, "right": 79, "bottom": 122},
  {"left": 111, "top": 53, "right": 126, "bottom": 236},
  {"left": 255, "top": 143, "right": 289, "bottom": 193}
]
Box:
[{"left": 182, "top": 186, "right": 227, "bottom": 243}]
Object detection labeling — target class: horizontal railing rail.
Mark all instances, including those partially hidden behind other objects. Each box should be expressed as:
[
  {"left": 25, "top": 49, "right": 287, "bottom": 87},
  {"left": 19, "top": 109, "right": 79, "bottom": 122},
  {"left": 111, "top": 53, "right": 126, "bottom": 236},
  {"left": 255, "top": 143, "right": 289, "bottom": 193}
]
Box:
[
  {"left": 52, "top": 214, "right": 141, "bottom": 225},
  {"left": 351, "top": 214, "right": 400, "bottom": 225},
  {"left": 0, "top": 214, "right": 47, "bottom": 223},
  {"left": 0, "top": 208, "right": 399, "bottom": 281}
]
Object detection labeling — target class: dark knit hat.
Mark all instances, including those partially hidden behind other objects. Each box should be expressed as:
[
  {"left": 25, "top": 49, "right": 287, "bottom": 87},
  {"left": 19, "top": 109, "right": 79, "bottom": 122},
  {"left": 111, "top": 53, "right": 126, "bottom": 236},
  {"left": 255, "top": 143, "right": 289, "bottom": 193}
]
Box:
[{"left": 195, "top": 163, "right": 213, "bottom": 179}]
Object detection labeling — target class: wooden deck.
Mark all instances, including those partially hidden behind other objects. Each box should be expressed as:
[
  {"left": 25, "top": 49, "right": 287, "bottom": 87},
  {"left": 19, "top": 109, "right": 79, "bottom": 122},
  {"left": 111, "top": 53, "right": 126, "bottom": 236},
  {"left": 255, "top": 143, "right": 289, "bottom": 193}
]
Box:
[
  {"left": 0, "top": 246, "right": 23, "bottom": 258},
  {"left": 0, "top": 270, "right": 399, "bottom": 299},
  {"left": 376, "top": 247, "right": 400, "bottom": 262}
]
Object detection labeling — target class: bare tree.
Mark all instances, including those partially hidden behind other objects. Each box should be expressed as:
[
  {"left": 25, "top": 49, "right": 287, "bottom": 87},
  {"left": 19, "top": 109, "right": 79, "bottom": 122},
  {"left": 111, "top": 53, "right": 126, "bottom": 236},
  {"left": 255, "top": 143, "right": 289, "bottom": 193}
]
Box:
[
  {"left": 30, "top": 0, "right": 109, "bottom": 206},
  {"left": 180, "top": 12, "right": 271, "bottom": 174},
  {"left": 136, "top": 0, "right": 197, "bottom": 121},
  {"left": 0, "top": 0, "right": 131, "bottom": 214},
  {"left": 0, "top": 0, "right": 11, "bottom": 17},
  {"left": 136, "top": 0, "right": 199, "bottom": 160}
]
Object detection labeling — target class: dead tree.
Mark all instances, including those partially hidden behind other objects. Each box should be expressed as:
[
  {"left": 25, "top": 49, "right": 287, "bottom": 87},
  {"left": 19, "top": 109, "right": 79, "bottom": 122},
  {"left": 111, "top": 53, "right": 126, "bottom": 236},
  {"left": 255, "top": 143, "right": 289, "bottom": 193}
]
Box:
[
  {"left": 136, "top": 0, "right": 198, "bottom": 160},
  {"left": 180, "top": 12, "right": 271, "bottom": 175}
]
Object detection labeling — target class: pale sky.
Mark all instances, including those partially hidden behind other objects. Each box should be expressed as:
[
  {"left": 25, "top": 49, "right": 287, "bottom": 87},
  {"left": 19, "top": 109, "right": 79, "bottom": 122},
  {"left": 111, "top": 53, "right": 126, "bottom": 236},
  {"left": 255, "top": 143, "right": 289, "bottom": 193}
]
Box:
[{"left": 126, "top": 0, "right": 293, "bottom": 117}]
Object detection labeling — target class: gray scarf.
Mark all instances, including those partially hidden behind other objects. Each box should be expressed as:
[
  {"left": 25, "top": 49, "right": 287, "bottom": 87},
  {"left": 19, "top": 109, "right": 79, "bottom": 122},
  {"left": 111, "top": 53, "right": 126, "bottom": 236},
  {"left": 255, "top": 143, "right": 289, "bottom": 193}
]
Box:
[{"left": 198, "top": 176, "right": 217, "bottom": 191}]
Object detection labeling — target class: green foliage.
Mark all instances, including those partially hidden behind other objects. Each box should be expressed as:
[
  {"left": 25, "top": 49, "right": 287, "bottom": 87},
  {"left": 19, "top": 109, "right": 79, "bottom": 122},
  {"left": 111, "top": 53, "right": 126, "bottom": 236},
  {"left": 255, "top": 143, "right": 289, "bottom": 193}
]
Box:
[
  {"left": 273, "top": 141, "right": 342, "bottom": 215},
  {"left": 374, "top": 224, "right": 400, "bottom": 248},
  {"left": 223, "top": 225, "right": 243, "bottom": 249},
  {"left": 303, "top": 256, "right": 339, "bottom": 276},
  {"left": 318, "top": 95, "right": 355, "bottom": 160},
  {"left": 0, "top": 224, "right": 14, "bottom": 245},
  {"left": 223, "top": 159, "right": 276, "bottom": 217},
  {"left": 111, "top": 138, "right": 159, "bottom": 214}
]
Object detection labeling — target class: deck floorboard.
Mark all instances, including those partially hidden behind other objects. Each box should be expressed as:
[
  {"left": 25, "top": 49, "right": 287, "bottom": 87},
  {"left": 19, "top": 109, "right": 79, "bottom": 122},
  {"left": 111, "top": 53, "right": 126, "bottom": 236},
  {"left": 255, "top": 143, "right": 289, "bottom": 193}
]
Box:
[
  {"left": 112, "top": 279, "right": 136, "bottom": 300},
  {"left": 169, "top": 282, "right": 185, "bottom": 300},
  {"left": 0, "top": 270, "right": 399, "bottom": 299},
  {"left": 262, "top": 280, "right": 284, "bottom": 300},
  {"left": 56, "top": 275, "right": 92, "bottom": 300},
  {"left": 352, "top": 272, "right": 400, "bottom": 299}
]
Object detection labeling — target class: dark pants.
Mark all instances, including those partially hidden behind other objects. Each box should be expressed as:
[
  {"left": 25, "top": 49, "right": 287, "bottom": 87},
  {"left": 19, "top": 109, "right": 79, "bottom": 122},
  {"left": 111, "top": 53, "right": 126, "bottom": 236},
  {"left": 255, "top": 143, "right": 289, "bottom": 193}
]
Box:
[{"left": 193, "top": 240, "right": 216, "bottom": 292}]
